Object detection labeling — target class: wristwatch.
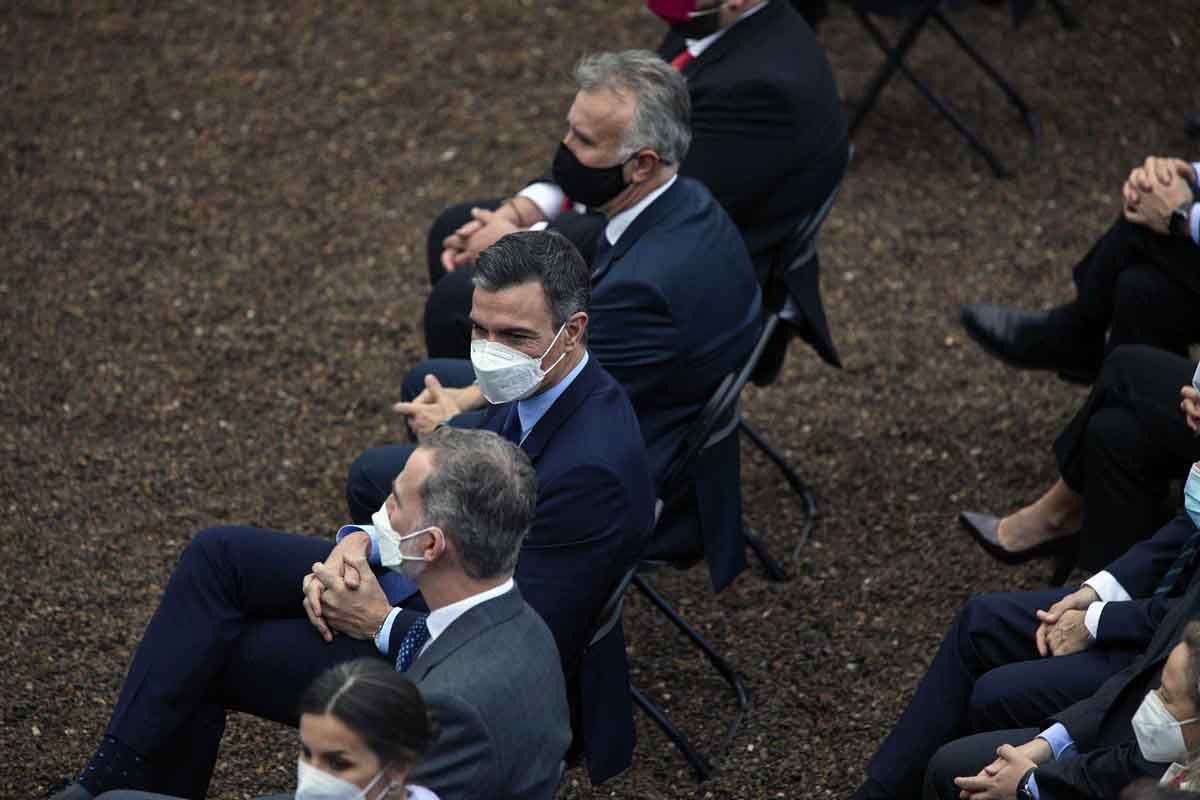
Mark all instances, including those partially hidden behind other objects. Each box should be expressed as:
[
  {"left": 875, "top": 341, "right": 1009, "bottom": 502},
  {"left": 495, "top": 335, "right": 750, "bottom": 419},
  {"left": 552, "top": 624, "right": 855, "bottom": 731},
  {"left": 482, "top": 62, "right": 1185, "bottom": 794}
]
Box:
[
  {"left": 1016, "top": 767, "right": 1037, "bottom": 800},
  {"left": 1169, "top": 201, "right": 1194, "bottom": 238}
]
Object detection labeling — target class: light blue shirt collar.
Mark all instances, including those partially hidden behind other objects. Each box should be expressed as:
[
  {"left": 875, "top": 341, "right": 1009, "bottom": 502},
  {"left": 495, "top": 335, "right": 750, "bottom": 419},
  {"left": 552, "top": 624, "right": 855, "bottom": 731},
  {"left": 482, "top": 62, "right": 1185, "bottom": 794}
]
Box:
[{"left": 514, "top": 350, "right": 589, "bottom": 443}]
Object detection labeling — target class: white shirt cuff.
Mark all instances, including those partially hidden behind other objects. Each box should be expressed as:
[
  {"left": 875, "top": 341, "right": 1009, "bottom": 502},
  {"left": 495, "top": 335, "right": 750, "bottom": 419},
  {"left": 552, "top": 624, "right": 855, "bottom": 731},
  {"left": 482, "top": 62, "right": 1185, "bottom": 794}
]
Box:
[
  {"left": 1083, "top": 600, "right": 1107, "bottom": 639},
  {"left": 1038, "top": 723, "right": 1075, "bottom": 760},
  {"left": 374, "top": 606, "right": 402, "bottom": 655},
  {"left": 1084, "top": 570, "right": 1131, "bottom": 603},
  {"left": 518, "top": 182, "right": 566, "bottom": 221},
  {"left": 1188, "top": 203, "right": 1199, "bottom": 246}
]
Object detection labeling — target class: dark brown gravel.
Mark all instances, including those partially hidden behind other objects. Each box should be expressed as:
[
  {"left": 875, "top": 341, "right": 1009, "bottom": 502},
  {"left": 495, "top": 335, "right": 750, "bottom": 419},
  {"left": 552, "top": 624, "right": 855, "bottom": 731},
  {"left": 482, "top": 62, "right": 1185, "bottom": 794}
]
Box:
[{"left": 3, "top": 2, "right": 1198, "bottom": 798}]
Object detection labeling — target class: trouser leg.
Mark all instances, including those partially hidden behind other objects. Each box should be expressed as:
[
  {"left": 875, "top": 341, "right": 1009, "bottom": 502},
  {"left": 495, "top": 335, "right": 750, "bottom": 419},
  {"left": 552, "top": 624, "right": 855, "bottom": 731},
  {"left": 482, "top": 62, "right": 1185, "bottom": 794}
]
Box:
[
  {"left": 1107, "top": 264, "right": 1200, "bottom": 357},
  {"left": 1054, "top": 345, "right": 1200, "bottom": 569},
  {"left": 864, "top": 590, "right": 1066, "bottom": 799},
  {"left": 104, "top": 527, "right": 354, "bottom": 797},
  {"left": 923, "top": 728, "right": 1039, "bottom": 800}
]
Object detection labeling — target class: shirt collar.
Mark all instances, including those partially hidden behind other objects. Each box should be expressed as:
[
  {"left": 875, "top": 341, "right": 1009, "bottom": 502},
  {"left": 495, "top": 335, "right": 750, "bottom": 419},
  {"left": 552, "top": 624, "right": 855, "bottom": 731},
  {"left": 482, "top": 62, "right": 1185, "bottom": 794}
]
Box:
[
  {"left": 424, "top": 578, "right": 515, "bottom": 646},
  {"left": 516, "top": 349, "right": 588, "bottom": 441},
  {"left": 603, "top": 174, "right": 677, "bottom": 246},
  {"left": 684, "top": 0, "right": 769, "bottom": 58}
]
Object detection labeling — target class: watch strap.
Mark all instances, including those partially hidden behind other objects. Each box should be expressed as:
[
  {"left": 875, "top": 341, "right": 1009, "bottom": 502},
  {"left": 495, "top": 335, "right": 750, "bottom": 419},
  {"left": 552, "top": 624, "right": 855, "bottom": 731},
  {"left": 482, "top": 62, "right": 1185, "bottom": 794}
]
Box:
[{"left": 1017, "top": 766, "right": 1037, "bottom": 800}]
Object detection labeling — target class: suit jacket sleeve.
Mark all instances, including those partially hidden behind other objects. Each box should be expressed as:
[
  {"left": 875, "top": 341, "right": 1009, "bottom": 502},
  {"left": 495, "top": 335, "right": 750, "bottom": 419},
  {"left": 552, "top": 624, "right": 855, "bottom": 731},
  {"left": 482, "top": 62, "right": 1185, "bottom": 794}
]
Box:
[
  {"left": 1095, "top": 596, "right": 1174, "bottom": 649},
  {"left": 407, "top": 689, "right": 498, "bottom": 800},
  {"left": 1033, "top": 739, "right": 1165, "bottom": 800},
  {"left": 1106, "top": 514, "right": 1194, "bottom": 597}
]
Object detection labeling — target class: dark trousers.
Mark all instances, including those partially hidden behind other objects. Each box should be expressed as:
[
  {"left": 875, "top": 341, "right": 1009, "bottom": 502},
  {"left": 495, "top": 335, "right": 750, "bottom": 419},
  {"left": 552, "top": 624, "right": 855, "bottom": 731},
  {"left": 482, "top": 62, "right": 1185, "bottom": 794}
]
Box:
[
  {"left": 423, "top": 200, "right": 605, "bottom": 359},
  {"left": 105, "top": 527, "right": 386, "bottom": 799},
  {"left": 923, "top": 727, "right": 1041, "bottom": 800},
  {"left": 346, "top": 359, "right": 478, "bottom": 522},
  {"left": 1070, "top": 216, "right": 1200, "bottom": 358},
  {"left": 1054, "top": 345, "right": 1200, "bottom": 569},
  {"left": 863, "top": 590, "right": 1140, "bottom": 800}
]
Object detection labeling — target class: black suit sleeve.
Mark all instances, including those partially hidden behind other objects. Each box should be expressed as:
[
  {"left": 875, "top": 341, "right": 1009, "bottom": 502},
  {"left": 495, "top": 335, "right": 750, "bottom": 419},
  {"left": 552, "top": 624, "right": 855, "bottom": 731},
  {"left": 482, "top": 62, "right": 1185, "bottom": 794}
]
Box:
[
  {"left": 586, "top": 278, "right": 678, "bottom": 402},
  {"left": 1033, "top": 739, "right": 1166, "bottom": 800},
  {"left": 1106, "top": 514, "right": 1196, "bottom": 599},
  {"left": 1096, "top": 596, "right": 1175, "bottom": 650}
]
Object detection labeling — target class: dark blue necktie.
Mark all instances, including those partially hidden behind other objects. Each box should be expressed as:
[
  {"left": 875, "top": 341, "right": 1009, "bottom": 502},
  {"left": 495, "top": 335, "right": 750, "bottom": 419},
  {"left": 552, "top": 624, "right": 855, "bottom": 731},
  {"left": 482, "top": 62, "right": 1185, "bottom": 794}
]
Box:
[
  {"left": 591, "top": 231, "right": 613, "bottom": 277},
  {"left": 1155, "top": 525, "right": 1200, "bottom": 596},
  {"left": 499, "top": 404, "right": 522, "bottom": 445},
  {"left": 394, "top": 615, "right": 430, "bottom": 673}
]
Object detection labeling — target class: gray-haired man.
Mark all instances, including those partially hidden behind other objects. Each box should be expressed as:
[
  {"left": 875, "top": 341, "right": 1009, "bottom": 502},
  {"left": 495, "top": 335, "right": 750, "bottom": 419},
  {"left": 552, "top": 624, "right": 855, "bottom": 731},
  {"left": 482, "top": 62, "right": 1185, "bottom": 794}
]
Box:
[{"left": 51, "top": 427, "right": 570, "bottom": 800}]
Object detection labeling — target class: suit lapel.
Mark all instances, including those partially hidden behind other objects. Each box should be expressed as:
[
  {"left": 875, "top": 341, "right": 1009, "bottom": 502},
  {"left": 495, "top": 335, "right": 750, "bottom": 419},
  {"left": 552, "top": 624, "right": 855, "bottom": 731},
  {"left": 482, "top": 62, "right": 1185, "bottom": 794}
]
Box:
[
  {"left": 519, "top": 355, "right": 601, "bottom": 462},
  {"left": 407, "top": 587, "right": 525, "bottom": 681},
  {"left": 592, "top": 178, "right": 685, "bottom": 283}
]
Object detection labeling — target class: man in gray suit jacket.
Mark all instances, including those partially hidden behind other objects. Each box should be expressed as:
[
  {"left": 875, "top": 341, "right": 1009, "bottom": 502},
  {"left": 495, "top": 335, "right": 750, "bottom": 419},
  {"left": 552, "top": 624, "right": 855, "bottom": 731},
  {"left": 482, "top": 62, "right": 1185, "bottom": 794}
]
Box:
[{"left": 52, "top": 427, "right": 569, "bottom": 800}]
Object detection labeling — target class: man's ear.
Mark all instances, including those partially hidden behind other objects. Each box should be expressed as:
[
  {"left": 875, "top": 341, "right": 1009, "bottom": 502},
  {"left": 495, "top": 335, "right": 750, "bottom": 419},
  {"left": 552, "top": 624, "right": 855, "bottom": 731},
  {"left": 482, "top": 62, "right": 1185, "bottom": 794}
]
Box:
[
  {"left": 423, "top": 527, "right": 447, "bottom": 561},
  {"left": 563, "top": 311, "right": 588, "bottom": 350},
  {"left": 627, "top": 150, "right": 661, "bottom": 184}
]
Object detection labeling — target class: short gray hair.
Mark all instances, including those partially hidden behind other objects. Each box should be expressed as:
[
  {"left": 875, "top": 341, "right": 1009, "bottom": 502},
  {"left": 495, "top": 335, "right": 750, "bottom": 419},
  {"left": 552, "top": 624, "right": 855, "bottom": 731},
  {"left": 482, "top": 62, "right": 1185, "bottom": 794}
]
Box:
[
  {"left": 416, "top": 427, "right": 537, "bottom": 580},
  {"left": 472, "top": 230, "right": 590, "bottom": 329},
  {"left": 574, "top": 50, "right": 691, "bottom": 165}
]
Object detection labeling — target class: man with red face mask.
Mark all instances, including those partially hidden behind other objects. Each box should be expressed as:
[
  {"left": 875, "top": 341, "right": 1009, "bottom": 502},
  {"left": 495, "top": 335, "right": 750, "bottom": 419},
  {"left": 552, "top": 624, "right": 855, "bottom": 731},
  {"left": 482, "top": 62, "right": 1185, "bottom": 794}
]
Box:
[{"left": 423, "top": 0, "right": 847, "bottom": 359}]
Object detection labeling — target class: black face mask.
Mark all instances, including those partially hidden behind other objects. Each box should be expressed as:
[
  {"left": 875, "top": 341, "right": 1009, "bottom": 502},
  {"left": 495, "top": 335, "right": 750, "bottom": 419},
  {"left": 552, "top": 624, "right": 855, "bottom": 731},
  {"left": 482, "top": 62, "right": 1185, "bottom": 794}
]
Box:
[
  {"left": 551, "top": 142, "right": 631, "bottom": 209},
  {"left": 667, "top": 7, "right": 721, "bottom": 38}
]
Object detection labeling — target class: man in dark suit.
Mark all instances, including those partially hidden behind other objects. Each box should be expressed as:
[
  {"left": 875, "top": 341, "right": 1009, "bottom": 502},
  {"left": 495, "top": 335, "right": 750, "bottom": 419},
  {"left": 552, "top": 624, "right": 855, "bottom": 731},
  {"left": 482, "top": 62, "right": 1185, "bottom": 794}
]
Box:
[
  {"left": 389, "top": 50, "right": 762, "bottom": 591},
  {"left": 425, "top": 0, "right": 845, "bottom": 358},
  {"left": 52, "top": 427, "right": 570, "bottom": 800},
  {"left": 343, "top": 230, "right": 655, "bottom": 781},
  {"left": 850, "top": 510, "right": 1200, "bottom": 800}
]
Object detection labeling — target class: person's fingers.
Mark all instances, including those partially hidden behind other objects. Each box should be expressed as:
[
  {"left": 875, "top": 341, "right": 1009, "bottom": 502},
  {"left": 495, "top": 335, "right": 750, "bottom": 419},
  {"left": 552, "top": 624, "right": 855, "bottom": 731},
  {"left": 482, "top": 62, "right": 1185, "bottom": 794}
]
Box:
[
  {"left": 451, "top": 249, "right": 475, "bottom": 269},
  {"left": 1035, "top": 623, "right": 1049, "bottom": 657},
  {"left": 393, "top": 400, "right": 418, "bottom": 416},
  {"left": 996, "top": 744, "right": 1019, "bottom": 761},
  {"left": 303, "top": 573, "right": 323, "bottom": 618},
  {"left": 441, "top": 248, "right": 459, "bottom": 273},
  {"left": 470, "top": 207, "right": 495, "bottom": 223},
  {"left": 423, "top": 374, "right": 444, "bottom": 399},
  {"left": 303, "top": 596, "right": 333, "bottom": 642},
  {"left": 954, "top": 776, "right": 988, "bottom": 791},
  {"left": 313, "top": 562, "right": 341, "bottom": 591},
  {"left": 348, "top": 554, "right": 372, "bottom": 587},
  {"left": 343, "top": 558, "right": 361, "bottom": 589}
]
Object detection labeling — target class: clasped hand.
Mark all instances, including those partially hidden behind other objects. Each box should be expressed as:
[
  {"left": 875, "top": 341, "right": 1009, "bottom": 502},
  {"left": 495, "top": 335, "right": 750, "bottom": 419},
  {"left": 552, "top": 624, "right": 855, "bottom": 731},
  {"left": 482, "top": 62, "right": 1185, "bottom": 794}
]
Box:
[
  {"left": 954, "top": 739, "right": 1048, "bottom": 800},
  {"left": 1034, "top": 585, "right": 1097, "bottom": 657},
  {"left": 440, "top": 205, "right": 521, "bottom": 272},
  {"left": 392, "top": 374, "right": 480, "bottom": 440},
  {"left": 1122, "top": 156, "right": 1195, "bottom": 234},
  {"left": 302, "top": 533, "right": 392, "bottom": 642}
]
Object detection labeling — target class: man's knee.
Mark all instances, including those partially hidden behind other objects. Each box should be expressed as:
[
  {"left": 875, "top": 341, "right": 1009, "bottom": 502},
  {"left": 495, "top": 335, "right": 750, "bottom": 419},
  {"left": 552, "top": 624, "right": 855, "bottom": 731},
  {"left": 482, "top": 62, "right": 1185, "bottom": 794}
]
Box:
[
  {"left": 1084, "top": 406, "right": 1144, "bottom": 468},
  {"left": 923, "top": 741, "right": 962, "bottom": 800},
  {"left": 182, "top": 526, "right": 242, "bottom": 572}
]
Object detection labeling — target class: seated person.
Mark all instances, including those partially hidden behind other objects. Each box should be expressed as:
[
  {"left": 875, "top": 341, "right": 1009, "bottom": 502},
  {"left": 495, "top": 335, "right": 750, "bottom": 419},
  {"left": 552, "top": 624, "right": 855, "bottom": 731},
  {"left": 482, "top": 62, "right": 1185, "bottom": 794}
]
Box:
[
  {"left": 52, "top": 428, "right": 571, "bottom": 800},
  {"left": 425, "top": 0, "right": 846, "bottom": 360},
  {"left": 926, "top": 619, "right": 1200, "bottom": 800},
  {"left": 345, "top": 230, "right": 654, "bottom": 780},
  {"left": 95, "top": 659, "right": 440, "bottom": 800},
  {"left": 962, "top": 155, "right": 1199, "bottom": 382},
  {"left": 368, "top": 50, "right": 762, "bottom": 592},
  {"left": 961, "top": 344, "right": 1200, "bottom": 571},
  {"left": 429, "top": 0, "right": 847, "bottom": 284},
  {"left": 849, "top": 486, "right": 1200, "bottom": 800}
]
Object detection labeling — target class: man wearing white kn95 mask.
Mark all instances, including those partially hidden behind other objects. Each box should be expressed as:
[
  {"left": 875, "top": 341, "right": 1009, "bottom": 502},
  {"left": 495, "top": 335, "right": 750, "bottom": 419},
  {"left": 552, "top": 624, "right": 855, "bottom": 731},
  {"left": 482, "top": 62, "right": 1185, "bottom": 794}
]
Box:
[{"left": 341, "top": 229, "right": 655, "bottom": 783}]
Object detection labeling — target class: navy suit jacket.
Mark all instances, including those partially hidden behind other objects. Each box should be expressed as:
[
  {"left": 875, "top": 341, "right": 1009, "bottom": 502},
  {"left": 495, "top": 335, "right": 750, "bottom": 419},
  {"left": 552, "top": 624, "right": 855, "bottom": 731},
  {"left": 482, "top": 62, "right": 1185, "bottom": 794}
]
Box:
[
  {"left": 589, "top": 176, "right": 761, "bottom": 590},
  {"left": 429, "top": 355, "right": 655, "bottom": 782}
]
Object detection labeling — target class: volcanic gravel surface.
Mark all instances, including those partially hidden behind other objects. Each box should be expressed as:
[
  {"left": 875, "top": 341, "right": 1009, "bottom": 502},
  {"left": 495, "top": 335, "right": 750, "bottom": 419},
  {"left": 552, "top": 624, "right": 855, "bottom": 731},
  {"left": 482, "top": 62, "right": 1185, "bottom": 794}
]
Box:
[{"left": 3, "top": 2, "right": 1198, "bottom": 798}]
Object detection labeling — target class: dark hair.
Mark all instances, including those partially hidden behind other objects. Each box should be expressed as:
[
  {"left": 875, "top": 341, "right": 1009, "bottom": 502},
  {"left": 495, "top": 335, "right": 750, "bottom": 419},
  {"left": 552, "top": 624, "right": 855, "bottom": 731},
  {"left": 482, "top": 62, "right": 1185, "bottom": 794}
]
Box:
[
  {"left": 416, "top": 426, "right": 538, "bottom": 580},
  {"left": 472, "top": 229, "right": 590, "bottom": 329},
  {"left": 299, "top": 660, "right": 437, "bottom": 769}
]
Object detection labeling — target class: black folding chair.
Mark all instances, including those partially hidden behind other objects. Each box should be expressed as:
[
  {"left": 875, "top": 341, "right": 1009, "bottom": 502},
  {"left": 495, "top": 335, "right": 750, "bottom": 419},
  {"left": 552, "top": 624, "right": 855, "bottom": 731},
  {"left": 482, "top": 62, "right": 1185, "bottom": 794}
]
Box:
[
  {"left": 743, "top": 147, "right": 851, "bottom": 557},
  {"left": 847, "top": 0, "right": 1038, "bottom": 178}
]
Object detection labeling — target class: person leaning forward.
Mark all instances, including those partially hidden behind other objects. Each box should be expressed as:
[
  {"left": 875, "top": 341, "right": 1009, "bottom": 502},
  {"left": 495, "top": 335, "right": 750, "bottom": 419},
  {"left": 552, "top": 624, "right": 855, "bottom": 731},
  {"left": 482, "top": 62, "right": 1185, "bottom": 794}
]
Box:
[{"left": 50, "top": 427, "right": 570, "bottom": 800}]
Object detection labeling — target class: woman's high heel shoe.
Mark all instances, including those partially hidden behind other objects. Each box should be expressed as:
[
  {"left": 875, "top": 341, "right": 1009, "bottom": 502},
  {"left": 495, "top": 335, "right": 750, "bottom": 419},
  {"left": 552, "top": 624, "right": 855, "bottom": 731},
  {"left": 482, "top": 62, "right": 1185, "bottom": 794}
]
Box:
[{"left": 958, "top": 511, "right": 1080, "bottom": 585}]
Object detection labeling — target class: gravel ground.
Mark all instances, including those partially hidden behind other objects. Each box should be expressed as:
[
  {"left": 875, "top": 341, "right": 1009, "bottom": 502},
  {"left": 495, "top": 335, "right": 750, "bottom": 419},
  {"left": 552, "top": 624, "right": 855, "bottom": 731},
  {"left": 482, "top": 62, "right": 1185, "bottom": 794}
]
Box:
[{"left": 3, "top": 2, "right": 1198, "bottom": 798}]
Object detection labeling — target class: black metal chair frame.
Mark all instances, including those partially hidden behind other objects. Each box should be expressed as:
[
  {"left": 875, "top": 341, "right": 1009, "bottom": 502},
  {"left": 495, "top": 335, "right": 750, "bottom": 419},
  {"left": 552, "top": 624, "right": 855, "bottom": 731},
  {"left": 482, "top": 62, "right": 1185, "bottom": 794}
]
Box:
[{"left": 848, "top": 0, "right": 1039, "bottom": 178}]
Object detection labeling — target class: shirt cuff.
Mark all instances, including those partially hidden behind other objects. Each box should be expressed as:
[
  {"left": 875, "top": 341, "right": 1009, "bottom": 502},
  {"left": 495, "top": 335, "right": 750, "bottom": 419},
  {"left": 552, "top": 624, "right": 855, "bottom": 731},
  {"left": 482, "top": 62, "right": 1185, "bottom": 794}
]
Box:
[
  {"left": 374, "top": 606, "right": 402, "bottom": 655},
  {"left": 1083, "top": 601, "right": 1106, "bottom": 639},
  {"left": 1188, "top": 202, "right": 1199, "bottom": 246},
  {"left": 1027, "top": 771, "right": 1040, "bottom": 800},
  {"left": 1038, "top": 723, "right": 1075, "bottom": 760},
  {"left": 335, "top": 524, "right": 380, "bottom": 565},
  {"left": 518, "top": 183, "right": 566, "bottom": 222},
  {"left": 1084, "top": 570, "right": 1131, "bottom": 603}
]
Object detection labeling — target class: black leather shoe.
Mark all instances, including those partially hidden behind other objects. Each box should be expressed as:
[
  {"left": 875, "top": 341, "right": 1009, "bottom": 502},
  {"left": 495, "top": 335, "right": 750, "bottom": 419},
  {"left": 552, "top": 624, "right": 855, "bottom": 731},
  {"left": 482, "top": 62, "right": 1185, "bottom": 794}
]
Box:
[
  {"left": 958, "top": 511, "right": 1078, "bottom": 565},
  {"left": 959, "top": 303, "right": 1101, "bottom": 380}
]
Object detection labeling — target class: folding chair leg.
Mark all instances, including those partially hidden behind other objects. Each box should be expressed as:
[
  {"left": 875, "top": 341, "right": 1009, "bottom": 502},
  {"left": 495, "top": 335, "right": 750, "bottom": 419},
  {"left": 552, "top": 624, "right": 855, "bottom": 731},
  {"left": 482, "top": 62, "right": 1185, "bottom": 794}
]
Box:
[
  {"left": 632, "top": 574, "right": 750, "bottom": 711},
  {"left": 847, "top": 1, "right": 939, "bottom": 139},
  {"left": 745, "top": 528, "right": 789, "bottom": 582},
  {"left": 739, "top": 420, "right": 817, "bottom": 552},
  {"left": 930, "top": 10, "right": 1039, "bottom": 141},
  {"left": 1046, "top": 0, "right": 1078, "bottom": 30},
  {"left": 630, "top": 683, "right": 715, "bottom": 781}
]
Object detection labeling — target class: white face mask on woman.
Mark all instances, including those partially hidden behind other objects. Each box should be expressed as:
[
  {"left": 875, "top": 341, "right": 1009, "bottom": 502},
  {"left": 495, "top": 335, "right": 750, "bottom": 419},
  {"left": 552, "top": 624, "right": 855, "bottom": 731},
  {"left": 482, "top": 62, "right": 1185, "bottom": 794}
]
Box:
[
  {"left": 470, "top": 322, "right": 567, "bottom": 404},
  {"left": 294, "top": 758, "right": 395, "bottom": 800},
  {"left": 1132, "top": 689, "right": 1198, "bottom": 764}
]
